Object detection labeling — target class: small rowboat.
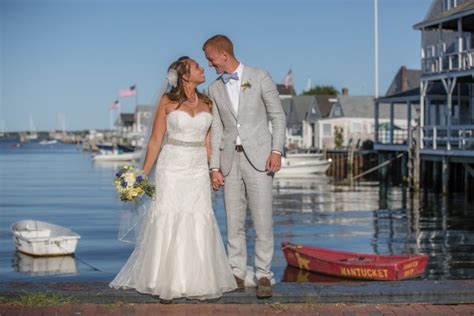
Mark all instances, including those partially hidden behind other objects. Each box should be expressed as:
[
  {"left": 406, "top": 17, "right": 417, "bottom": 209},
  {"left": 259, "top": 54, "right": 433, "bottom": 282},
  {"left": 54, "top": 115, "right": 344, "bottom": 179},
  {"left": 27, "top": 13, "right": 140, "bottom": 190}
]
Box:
[
  {"left": 281, "top": 242, "right": 428, "bottom": 281},
  {"left": 11, "top": 220, "right": 80, "bottom": 256}
]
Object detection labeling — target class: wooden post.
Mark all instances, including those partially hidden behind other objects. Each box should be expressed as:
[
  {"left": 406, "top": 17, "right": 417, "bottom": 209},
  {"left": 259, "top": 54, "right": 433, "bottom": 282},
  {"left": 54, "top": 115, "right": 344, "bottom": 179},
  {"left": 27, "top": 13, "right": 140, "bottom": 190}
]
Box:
[
  {"left": 379, "top": 152, "right": 388, "bottom": 185},
  {"left": 375, "top": 101, "right": 380, "bottom": 144},
  {"left": 465, "top": 168, "right": 470, "bottom": 200},
  {"left": 390, "top": 103, "right": 394, "bottom": 144},
  {"left": 442, "top": 156, "right": 449, "bottom": 195},
  {"left": 401, "top": 153, "right": 408, "bottom": 186},
  {"left": 433, "top": 161, "right": 440, "bottom": 193}
]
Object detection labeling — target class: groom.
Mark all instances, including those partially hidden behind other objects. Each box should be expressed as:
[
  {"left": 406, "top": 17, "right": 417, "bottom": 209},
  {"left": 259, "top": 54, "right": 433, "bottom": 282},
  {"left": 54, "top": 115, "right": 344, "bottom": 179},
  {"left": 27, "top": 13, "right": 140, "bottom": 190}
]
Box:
[{"left": 203, "top": 35, "right": 286, "bottom": 298}]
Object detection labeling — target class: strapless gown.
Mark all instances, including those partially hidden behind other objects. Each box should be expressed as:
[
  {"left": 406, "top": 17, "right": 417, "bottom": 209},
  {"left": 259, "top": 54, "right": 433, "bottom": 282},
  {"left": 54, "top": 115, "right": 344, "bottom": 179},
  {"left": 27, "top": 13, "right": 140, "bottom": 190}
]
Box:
[{"left": 110, "top": 110, "right": 237, "bottom": 300}]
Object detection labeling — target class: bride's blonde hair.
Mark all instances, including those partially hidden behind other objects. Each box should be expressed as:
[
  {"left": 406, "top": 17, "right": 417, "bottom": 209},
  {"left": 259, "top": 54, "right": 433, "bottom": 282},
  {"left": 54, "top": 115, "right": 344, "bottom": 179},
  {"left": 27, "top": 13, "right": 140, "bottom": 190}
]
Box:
[{"left": 165, "top": 56, "right": 212, "bottom": 110}]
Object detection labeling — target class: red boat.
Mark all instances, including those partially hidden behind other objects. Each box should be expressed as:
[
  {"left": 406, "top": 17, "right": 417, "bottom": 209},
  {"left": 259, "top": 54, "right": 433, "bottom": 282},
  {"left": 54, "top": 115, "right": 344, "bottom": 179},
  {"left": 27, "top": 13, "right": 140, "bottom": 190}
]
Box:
[
  {"left": 283, "top": 265, "right": 350, "bottom": 283},
  {"left": 281, "top": 242, "right": 428, "bottom": 281}
]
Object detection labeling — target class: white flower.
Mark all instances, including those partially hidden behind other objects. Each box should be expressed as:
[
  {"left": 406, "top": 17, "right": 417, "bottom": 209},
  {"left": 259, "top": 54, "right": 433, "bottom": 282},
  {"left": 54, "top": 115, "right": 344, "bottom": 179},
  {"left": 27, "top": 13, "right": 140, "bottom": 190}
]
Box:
[{"left": 167, "top": 69, "right": 178, "bottom": 88}]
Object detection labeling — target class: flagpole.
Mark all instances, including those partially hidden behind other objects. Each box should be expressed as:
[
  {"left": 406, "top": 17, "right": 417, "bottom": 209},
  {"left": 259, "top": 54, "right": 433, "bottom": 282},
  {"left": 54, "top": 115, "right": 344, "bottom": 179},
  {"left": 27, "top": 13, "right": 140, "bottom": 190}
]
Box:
[
  {"left": 374, "top": 0, "right": 379, "bottom": 98},
  {"left": 135, "top": 86, "right": 138, "bottom": 108}
]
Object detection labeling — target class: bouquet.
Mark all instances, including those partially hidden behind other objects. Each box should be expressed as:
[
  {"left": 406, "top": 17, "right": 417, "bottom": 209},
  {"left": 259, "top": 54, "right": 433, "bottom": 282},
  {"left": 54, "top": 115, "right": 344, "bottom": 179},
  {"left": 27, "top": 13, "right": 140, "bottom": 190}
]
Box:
[{"left": 114, "top": 165, "right": 155, "bottom": 202}]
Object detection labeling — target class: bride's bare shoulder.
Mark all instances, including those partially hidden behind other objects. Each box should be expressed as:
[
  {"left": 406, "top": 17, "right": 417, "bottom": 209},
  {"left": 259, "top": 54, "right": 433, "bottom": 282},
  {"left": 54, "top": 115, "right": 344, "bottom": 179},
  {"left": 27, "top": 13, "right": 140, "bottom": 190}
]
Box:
[{"left": 159, "top": 95, "right": 179, "bottom": 113}]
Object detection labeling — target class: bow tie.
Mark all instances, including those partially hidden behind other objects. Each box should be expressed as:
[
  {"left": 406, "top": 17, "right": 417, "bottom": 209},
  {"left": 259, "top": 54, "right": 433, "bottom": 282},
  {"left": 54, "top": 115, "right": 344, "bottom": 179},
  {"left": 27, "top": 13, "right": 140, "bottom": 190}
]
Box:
[{"left": 221, "top": 72, "right": 239, "bottom": 84}]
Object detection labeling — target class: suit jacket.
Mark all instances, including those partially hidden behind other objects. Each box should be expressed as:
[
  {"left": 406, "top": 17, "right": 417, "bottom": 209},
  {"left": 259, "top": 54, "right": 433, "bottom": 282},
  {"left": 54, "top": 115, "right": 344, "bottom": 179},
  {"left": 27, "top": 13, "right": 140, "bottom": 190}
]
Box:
[{"left": 208, "top": 65, "right": 286, "bottom": 176}]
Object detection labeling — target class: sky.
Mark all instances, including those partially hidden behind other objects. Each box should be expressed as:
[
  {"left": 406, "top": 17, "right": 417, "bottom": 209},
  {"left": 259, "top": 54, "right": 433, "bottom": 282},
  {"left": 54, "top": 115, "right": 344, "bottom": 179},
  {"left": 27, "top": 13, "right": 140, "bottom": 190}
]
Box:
[{"left": 0, "top": 0, "right": 432, "bottom": 132}]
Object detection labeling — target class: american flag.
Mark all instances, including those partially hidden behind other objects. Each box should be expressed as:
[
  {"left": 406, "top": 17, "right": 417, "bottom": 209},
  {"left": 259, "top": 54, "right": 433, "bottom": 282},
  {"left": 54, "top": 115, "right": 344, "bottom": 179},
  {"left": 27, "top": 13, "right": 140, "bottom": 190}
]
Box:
[
  {"left": 283, "top": 70, "right": 293, "bottom": 89},
  {"left": 109, "top": 100, "right": 120, "bottom": 111},
  {"left": 119, "top": 85, "right": 136, "bottom": 98}
]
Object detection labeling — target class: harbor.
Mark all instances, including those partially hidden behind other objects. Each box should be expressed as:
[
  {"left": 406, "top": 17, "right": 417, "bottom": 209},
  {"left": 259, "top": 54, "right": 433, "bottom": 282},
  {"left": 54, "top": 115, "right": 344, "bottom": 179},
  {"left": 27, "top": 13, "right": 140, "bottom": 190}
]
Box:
[{"left": 2, "top": 141, "right": 474, "bottom": 283}]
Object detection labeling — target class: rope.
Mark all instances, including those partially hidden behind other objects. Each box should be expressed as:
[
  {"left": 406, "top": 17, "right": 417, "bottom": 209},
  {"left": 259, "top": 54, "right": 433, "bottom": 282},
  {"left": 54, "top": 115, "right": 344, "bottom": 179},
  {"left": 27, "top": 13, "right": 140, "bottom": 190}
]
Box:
[{"left": 352, "top": 153, "right": 404, "bottom": 181}]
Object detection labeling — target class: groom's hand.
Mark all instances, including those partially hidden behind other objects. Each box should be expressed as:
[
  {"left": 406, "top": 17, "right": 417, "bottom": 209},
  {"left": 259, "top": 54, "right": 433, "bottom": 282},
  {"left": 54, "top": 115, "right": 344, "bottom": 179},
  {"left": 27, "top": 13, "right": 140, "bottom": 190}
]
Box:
[
  {"left": 211, "top": 170, "right": 225, "bottom": 191},
  {"left": 266, "top": 152, "right": 282, "bottom": 174}
]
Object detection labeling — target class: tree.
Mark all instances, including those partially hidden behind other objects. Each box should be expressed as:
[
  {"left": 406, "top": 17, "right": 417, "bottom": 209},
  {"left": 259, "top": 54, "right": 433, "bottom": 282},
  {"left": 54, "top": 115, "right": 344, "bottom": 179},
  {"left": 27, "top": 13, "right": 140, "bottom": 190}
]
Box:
[
  {"left": 302, "top": 85, "right": 339, "bottom": 96},
  {"left": 334, "top": 126, "right": 344, "bottom": 148}
]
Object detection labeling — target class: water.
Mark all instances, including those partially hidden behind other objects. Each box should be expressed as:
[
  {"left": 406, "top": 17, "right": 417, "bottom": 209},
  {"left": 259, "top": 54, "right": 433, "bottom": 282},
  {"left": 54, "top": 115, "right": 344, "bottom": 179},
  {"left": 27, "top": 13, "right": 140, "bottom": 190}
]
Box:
[{"left": 1, "top": 141, "right": 474, "bottom": 283}]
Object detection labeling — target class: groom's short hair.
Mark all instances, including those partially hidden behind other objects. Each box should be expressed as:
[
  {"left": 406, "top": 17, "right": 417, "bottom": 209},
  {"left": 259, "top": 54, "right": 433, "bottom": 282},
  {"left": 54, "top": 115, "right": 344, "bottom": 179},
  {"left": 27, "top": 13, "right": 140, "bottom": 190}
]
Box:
[{"left": 203, "top": 35, "right": 235, "bottom": 57}]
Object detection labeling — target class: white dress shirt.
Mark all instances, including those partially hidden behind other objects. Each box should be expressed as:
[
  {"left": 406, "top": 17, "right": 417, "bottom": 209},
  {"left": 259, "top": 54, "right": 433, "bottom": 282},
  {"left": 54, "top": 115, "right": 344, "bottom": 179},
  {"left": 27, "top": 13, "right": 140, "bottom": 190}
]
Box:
[{"left": 224, "top": 63, "right": 244, "bottom": 145}]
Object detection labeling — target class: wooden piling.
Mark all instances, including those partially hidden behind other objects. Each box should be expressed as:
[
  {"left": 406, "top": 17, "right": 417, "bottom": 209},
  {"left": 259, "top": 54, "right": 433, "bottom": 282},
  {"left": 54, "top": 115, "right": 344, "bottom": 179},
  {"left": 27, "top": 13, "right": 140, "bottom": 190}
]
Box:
[{"left": 442, "top": 156, "right": 449, "bottom": 195}]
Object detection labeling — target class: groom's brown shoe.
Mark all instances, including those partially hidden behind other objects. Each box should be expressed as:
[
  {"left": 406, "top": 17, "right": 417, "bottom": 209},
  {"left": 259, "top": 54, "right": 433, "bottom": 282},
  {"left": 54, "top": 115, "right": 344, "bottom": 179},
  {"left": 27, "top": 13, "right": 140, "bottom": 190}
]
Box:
[
  {"left": 256, "top": 277, "right": 272, "bottom": 299},
  {"left": 234, "top": 275, "right": 245, "bottom": 290}
]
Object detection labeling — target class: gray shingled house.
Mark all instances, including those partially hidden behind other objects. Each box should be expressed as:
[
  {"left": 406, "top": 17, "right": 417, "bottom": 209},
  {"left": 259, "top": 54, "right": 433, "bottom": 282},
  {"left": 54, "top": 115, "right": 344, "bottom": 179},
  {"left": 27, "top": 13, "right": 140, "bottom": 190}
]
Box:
[
  {"left": 316, "top": 95, "right": 410, "bottom": 149},
  {"left": 281, "top": 95, "right": 339, "bottom": 149}
]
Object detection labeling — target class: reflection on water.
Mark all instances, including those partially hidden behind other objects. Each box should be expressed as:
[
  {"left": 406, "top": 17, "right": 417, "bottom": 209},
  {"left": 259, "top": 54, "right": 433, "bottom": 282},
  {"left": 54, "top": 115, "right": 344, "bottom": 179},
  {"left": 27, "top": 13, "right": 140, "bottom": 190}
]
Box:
[
  {"left": 273, "top": 177, "right": 474, "bottom": 281},
  {"left": 12, "top": 252, "right": 78, "bottom": 276},
  {"left": 1, "top": 142, "right": 474, "bottom": 282}
]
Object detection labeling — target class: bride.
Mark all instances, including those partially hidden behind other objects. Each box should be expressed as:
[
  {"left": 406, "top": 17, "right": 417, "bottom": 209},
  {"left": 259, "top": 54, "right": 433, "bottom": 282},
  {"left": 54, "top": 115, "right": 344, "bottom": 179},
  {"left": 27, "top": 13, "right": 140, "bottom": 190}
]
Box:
[{"left": 110, "top": 56, "right": 237, "bottom": 301}]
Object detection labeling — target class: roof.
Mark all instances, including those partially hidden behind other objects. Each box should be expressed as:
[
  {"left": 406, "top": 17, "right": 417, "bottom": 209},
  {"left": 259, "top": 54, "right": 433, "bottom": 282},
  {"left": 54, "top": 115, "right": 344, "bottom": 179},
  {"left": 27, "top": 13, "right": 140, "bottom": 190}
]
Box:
[
  {"left": 377, "top": 88, "right": 421, "bottom": 103},
  {"left": 385, "top": 66, "right": 421, "bottom": 97},
  {"left": 281, "top": 98, "right": 292, "bottom": 114},
  {"left": 316, "top": 95, "right": 338, "bottom": 118},
  {"left": 414, "top": 0, "right": 474, "bottom": 31},
  {"left": 292, "top": 95, "right": 316, "bottom": 120},
  {"left": 277, "top": 84, "right": 296, "bottom": 96},
  {"left": 336, "top": 96, "right": 376, "bottom": 119}
]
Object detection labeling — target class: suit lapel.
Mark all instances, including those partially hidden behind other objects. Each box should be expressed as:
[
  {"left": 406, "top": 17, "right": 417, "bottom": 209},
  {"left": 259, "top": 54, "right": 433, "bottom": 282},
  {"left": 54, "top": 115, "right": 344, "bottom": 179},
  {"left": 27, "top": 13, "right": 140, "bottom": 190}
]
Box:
[
  {"left": 237, "top": 67, "right": 247, "bottom": 119},
  {"left": 216, "top": 79, "right": 237, "bottom": 120}
]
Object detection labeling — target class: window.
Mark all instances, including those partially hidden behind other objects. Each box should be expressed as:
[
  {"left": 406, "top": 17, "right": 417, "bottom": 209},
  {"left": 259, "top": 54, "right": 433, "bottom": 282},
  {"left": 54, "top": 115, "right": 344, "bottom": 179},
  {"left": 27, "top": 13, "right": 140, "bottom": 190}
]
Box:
[
  {"left": 323, "top": 124, "right": 332, "bottom": 137},
  {"left": 425, "top": 45, "right": 435, "bottom": 58},
  {"left": 443, "top": 0, "right": 457, "bottom": 11}
]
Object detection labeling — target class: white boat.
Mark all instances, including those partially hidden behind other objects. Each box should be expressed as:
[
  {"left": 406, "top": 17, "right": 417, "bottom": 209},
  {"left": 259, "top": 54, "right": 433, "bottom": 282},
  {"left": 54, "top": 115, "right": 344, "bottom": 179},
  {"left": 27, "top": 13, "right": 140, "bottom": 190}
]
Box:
[
  {"left": 11, "top": 220, "right": 80, "bottom": 256},
  {"left": 93, "top": 150, "right": 142, "bottom": 162},
  {"left": 13, "top": 252, "right": 78, "bottom": 276},
  {"left": 285, "top": 152, "right": 323, "bottom": 163},
  {"left": 278, "top": 157, "right": 332, "bottom": 176},
  {"left": 39, "top": 139, "right": 58, "bottom": 145}
]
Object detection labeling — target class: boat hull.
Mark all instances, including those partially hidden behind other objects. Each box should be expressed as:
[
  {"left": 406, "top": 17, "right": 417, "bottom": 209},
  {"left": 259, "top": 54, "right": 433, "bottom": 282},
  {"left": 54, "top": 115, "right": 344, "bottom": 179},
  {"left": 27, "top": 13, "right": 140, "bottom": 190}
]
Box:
[
  {"left": 281, "top": 242, "right": 428, "bottom": 281},
  {"left": 11, "top": 220, "right": 80, "bottom": 256},
  {"left": 278, "top": 160, "right": 331, "bottom": 176},
  {"left": 93, "top": 151, "right": 141, "bottom": 162}
]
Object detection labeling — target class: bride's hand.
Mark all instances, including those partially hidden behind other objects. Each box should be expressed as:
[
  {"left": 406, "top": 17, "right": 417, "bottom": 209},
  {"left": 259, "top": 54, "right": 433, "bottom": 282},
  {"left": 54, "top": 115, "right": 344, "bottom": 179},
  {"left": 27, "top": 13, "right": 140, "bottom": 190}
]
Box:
[{"left": 211, "top": 170, "right": 224, "bottom": 191}]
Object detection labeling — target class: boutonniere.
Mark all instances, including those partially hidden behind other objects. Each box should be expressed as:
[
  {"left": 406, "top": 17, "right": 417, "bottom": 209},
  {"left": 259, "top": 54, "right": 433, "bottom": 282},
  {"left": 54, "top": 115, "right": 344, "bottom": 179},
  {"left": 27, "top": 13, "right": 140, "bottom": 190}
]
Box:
[{"left": 241, "top": 81, "right": 252, "bottom": 91}]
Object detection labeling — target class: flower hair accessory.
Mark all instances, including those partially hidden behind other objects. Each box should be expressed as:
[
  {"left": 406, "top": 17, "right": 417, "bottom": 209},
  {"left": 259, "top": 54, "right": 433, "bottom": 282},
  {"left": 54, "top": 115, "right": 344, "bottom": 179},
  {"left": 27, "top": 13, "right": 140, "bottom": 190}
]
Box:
[{"left": 167, "top": 69, "right": 178, "bottom": 88}]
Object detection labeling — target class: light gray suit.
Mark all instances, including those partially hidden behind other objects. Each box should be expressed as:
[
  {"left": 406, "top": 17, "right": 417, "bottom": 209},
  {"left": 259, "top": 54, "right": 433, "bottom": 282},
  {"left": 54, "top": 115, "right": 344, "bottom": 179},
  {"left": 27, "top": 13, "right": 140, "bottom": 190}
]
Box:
[{"left": 208, "top": 65, "right": 286, "bottom": 280}]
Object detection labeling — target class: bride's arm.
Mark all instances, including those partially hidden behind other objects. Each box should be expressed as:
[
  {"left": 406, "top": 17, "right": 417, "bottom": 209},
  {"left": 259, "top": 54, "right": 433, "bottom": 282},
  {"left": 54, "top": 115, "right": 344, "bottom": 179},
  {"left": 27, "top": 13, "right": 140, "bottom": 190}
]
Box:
[{"left": 143, "top": 96, "right": 168, "bottom": 176}]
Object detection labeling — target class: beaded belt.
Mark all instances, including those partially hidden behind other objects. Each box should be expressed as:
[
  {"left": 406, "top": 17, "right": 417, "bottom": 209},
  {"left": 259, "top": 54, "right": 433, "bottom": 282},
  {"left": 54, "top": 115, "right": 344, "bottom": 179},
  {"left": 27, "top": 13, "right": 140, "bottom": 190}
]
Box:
[{"left": 167, "top": 137, "right": 205, "bottom": 147}]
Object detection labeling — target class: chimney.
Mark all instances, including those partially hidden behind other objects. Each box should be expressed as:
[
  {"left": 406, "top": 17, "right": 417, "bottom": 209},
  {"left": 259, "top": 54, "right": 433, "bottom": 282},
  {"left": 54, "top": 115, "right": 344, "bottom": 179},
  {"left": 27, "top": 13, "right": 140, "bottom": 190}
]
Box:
[
  {"left": 342, "top": 87, "right": 349, "bottom": 96},
  {"left": 400, "top": 66, "right": 408, "bottom": 92}
]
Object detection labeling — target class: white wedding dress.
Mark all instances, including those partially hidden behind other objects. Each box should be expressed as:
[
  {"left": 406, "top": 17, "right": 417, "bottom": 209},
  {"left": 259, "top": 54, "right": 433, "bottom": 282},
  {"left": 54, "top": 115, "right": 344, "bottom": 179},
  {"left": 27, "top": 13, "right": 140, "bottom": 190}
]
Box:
[{"left": 110, "top": 110, "right": 237, "bottom": 300}]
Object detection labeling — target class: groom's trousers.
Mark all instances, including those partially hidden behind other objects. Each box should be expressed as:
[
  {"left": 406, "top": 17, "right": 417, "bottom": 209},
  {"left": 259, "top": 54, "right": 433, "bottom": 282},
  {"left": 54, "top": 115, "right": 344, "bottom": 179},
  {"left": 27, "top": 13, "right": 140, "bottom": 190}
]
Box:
[{"left": 223, "top": 148, "right": 274, "bottom": 281}]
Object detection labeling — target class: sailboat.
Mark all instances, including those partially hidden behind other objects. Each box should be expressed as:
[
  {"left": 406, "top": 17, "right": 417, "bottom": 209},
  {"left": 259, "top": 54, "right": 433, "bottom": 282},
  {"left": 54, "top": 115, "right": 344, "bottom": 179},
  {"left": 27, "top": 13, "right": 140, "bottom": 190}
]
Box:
[
  {"left": 0, "top": 120, "right": 5, "bottom": 137},
  {"left": 25, "top": 116, "right": 38, "bottom": 141}
]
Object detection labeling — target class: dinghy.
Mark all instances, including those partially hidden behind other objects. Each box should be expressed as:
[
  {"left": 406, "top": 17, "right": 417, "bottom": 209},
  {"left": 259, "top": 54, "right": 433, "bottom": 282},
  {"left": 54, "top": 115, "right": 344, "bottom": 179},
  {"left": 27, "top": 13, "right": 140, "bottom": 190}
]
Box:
[{"left": 11, "top": 220, "right": 80, "bottom": 256}]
